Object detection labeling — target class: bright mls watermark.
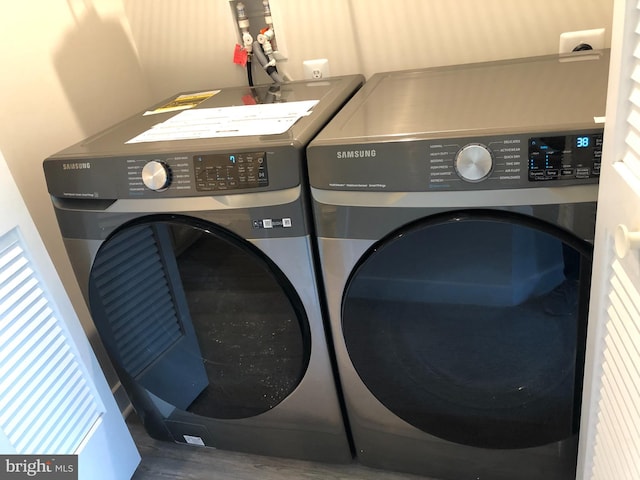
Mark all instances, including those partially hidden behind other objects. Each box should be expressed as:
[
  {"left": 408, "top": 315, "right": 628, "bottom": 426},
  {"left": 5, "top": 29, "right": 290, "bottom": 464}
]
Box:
[{"left": 0, "top": 456, "right": 77, "bottom": 479}]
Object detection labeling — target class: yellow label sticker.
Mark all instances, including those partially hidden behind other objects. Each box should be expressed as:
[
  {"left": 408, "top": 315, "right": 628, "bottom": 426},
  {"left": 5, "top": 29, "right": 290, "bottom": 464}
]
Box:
[{"left": 144, "top": 90, "right": 221, "bottom": 115}]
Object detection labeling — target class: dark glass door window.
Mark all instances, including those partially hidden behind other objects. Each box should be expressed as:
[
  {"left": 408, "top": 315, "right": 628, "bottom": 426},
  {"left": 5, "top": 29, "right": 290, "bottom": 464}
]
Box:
[
  {"left": 89, "top": 215, "right": 310, "bottom": 419},
  {"left": 342, "top": 210, "right": 591, "bottom": 449}
]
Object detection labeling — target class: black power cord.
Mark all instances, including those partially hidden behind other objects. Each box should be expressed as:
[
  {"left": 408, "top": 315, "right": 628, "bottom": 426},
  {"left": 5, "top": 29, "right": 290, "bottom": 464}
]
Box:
[
  {"left": 573, "top": 43, "right": 594, "bottom": 52},
  {"left": 247, "top": 57, "right": 254, "bottom": 87}
]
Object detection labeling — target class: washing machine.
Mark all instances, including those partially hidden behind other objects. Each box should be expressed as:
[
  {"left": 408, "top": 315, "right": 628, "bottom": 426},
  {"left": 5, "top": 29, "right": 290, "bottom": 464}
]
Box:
[
  {"left": 307, "top": 52, "right": 609, "bottom": 479},
  {"left": 42, "top": 75, "right": 363, "bottom": 462}
]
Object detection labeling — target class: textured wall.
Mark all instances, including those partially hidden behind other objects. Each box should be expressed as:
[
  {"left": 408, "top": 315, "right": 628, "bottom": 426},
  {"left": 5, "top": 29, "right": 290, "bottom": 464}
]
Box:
[{"left": 124, "top": 0, "right": 613, "bottom": 99}]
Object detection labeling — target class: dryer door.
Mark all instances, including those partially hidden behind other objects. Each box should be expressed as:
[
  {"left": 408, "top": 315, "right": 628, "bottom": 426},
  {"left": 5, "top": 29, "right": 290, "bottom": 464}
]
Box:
[
  {"left": 88, "top": 215, "right": 310, "bottom": 419},
  {"left": 342, "top": 209, "right": 592, "bottom": 449}
]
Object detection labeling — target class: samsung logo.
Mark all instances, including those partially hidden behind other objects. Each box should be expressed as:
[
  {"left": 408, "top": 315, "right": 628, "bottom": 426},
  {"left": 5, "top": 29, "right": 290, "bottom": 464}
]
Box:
[
  {"left": 336, "top": 149, "right": 376, "bottom": 159},
  {"left": 62, "top": 162, "right": 91, "bottom": 170}
]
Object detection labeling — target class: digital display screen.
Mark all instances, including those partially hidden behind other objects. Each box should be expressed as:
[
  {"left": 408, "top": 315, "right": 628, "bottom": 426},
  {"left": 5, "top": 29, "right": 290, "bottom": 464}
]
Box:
[
  {"left": 528, "top": 133, "right": 602, "bottom": 181},
  {"left": 193, "top": 151, "right": 268, "bottom": 191},
  {"left": 576, "top": 136, "right": 590, "bottom": 148}
]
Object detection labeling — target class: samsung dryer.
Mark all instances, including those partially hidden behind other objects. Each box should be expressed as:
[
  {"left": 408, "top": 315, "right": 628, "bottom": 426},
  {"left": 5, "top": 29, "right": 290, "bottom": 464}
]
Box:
[
  {"left": 43, "top": 75, "right": 363, "bottom": 462},
  {"left": 307, "top": 53, "right": 609, "bottom": 479}
]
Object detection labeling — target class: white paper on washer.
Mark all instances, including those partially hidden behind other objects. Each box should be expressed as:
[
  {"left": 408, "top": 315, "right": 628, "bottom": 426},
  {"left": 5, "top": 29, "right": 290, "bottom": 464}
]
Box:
[{"left": 126, "top": 100, "right": 319, "bottom": 144}]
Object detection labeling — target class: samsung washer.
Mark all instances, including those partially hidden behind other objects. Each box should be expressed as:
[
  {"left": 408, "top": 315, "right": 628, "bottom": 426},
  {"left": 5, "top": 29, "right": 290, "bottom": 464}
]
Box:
[
  {"left": 43, "top": 75, "right": 363, "bottom": 462},
  {"left": 307, "top": 53, "right": 608, "bottom": 479}
]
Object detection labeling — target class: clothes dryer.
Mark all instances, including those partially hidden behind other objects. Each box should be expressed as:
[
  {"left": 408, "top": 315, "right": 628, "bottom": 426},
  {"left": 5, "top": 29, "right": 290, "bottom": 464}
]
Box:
[
  {"left": 307, "top": 53, "right": 608, "bottom": 479},
  {"left": 43, "top": 75, "right": 363, "bottom": 462}
]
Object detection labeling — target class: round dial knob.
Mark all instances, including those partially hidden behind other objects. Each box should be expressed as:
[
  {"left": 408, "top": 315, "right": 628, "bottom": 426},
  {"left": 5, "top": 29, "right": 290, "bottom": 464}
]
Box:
[
  {"left": 142, "top": 160, "right": 171, "bottom": 191},
  {"left": 455, "top": 144, "right": 493, "bottom": 182}
]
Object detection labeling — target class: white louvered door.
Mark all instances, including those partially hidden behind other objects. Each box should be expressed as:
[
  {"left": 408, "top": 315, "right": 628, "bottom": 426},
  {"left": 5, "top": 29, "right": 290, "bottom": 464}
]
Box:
[
  {"left": 0, "top": 229, "right": 104, "bottom": 454},
  {"left": 0, "top": 150, "right": 140, "bottom": 479},
  {"left": 577, "top": 1, "right": 640, "bottom": 478}
]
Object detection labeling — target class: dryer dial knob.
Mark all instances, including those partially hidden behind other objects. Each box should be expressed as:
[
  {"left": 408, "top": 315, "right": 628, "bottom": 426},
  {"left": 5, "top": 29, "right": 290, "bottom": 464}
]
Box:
[
  {"left": 455, "top": 144, "right": 493, "bottom": 182},
  {"left": 142, "top": 160, "right": 171, "bottom": 191}
]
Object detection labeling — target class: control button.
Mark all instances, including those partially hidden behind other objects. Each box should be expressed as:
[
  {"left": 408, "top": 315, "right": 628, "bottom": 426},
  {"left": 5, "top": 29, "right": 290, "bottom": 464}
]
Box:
[
  {"left": 545, "top": 169, "right": 559, "bottom": 178},
  {"left": 142, "top": 160, "right": 171, "bottom": 191},
  {"left": 561, "top": 168, "right": 574, "bottom": 176},
  {"left": 576, "top": 168, "right": 591, "bottom": 178},
  {"left": 454, "top": 144, "right": 493, "bottom": 182}
]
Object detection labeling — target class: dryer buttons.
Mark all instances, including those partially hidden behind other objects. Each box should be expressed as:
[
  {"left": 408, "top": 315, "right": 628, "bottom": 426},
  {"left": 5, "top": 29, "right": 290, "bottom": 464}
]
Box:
[
  {"left": 142, "top": 160, "right": 171, "bottom": 191},
  {"left": 455, "top": 144, "right": 494, "bottom": 182}
]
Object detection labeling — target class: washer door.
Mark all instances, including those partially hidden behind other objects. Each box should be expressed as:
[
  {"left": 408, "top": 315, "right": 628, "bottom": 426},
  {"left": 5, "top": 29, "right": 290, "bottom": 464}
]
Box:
[
  {"left": 88, "top": 215, "right": 311, "bottom": 419},
  {"left": 342, "top": 210, "right": 591, "bottom": 449}
]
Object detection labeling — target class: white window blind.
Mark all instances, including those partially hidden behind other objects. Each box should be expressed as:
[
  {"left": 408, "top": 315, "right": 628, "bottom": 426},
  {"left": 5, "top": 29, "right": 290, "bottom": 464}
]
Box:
[{"left": 0, "top": 228, "right": 103, "bottom": 454}]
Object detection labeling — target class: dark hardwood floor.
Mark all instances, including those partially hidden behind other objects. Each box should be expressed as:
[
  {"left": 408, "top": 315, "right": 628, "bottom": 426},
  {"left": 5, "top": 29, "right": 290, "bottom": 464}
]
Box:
[{"left": 127, "top": 416, "right": 435, "bottom": 480}]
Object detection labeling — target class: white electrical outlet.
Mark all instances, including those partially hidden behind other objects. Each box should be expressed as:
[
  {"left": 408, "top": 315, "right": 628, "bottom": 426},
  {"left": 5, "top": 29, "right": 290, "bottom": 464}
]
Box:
[
  {"left": 559, "top": 28, "right": 605, "bottom": 54},
  {"left": 303, "top": 59, "right": 330, "bottom": 79}
]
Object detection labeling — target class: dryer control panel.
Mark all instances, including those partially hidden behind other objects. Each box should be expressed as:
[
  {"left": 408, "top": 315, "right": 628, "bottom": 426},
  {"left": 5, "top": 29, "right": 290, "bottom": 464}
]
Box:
[
  {"left": 425, "top": 131, "right": 602, "bottom": 189},
  {"left": 308, "top": 129, "right": 603, "bottom": 192},
  {"left": 528, "top": 134, "right": 602, "bottom": 181}
]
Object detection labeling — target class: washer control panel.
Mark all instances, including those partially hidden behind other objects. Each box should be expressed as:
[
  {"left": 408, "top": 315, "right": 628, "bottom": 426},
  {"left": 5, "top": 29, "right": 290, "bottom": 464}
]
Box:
[
  {"left": 193, "top": 151, "right": 268, "bottom": 192},
  {"left": 128, "top": 151, "right": 269, "bottom": 194},
  {"left": 44, "top": 149, "right": 289, "bottom": 200}
]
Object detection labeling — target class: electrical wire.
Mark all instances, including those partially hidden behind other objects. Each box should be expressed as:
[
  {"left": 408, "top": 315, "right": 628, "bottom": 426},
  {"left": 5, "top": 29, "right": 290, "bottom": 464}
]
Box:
[{"left": 247, "top": 58, "right": 254, "bottom": 86}]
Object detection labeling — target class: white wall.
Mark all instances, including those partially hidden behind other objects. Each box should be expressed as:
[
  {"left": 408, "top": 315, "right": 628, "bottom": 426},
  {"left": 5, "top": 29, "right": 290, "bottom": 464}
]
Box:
[
  {"left": 0, "top": 0, "right": 615, "bottom": 397},
  {"left": 0, "top": 0, "right": 152, "bottom": 395},
  {"left": 125, "top": 0, "right": 614, "bottom": 100},
  {"left": 122, "top": 0, "right": 247, "bottom": 100}
]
